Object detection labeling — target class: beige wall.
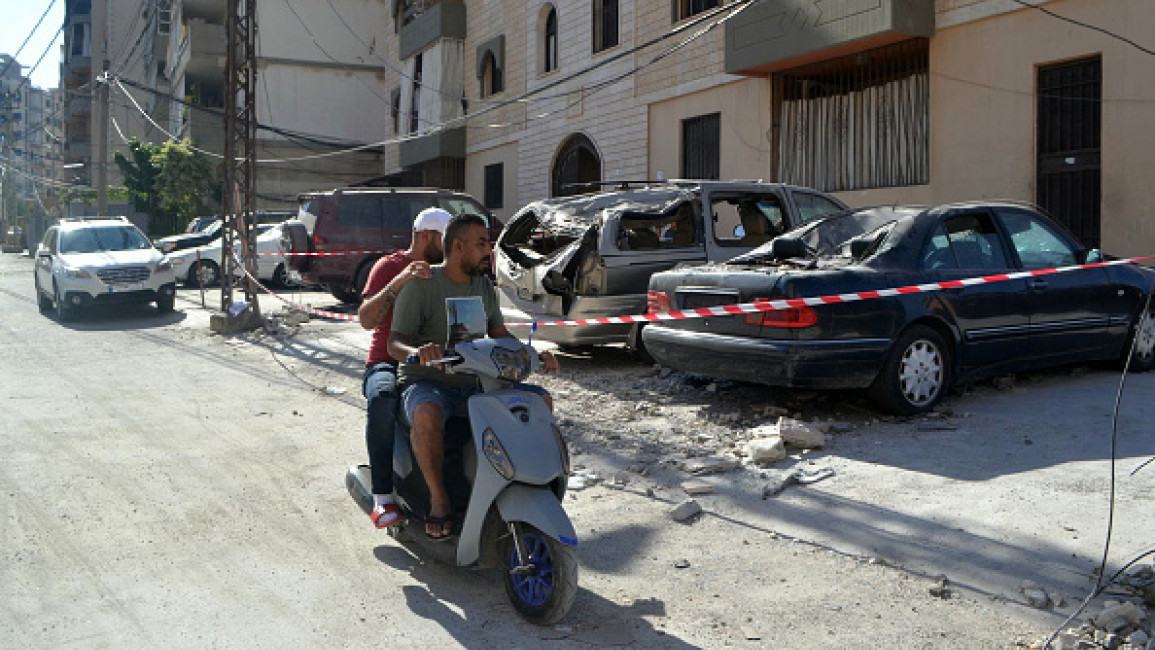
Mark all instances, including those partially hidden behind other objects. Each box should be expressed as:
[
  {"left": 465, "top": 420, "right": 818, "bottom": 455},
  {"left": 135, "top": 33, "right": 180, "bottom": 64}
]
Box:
[
  {"left": 648, "top": 78, "right": 772, "bottom": 182},
  {"left": 839, "top": 0, "right": 1155, "bottom": 257},
  {"left": 464, "top": 142, "right": 519, "bottom": 222}
]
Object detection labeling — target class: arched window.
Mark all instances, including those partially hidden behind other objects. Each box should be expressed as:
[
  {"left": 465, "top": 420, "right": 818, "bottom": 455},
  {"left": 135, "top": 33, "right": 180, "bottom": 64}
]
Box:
[
  {"left": 551, "top": 133, "right": 602, "bottom": 197},
  {"left": 544, "top": 8, "right": 559, "bottom": 73}
]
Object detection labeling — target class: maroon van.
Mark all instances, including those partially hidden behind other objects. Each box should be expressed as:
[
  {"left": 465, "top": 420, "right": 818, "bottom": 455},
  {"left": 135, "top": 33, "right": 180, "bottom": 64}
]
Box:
[{"left": 282, "top": 188, "right": 498, "bottom": 303}]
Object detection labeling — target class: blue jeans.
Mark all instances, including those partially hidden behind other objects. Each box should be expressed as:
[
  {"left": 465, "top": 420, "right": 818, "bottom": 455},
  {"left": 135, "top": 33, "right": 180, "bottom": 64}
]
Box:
[
  {"left": 401, "top": 380, "right": 551, "bottom": 426},
  {"left": 362, "top": 362, "right": 399, "bottom": 495}
]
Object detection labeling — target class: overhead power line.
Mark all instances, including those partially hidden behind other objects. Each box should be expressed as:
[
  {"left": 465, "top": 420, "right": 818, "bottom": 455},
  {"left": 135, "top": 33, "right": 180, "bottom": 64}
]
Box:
[
  {"left": 1009, "top": 0, "right": 1155, "bottom": 57},
  {"left": 0, "top": 0, "right": 59, "bottom": 79}
]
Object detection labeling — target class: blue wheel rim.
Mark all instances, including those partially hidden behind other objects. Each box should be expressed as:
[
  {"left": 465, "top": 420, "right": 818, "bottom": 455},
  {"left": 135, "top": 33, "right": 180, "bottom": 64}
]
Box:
[{"left": 509, "top": 531, "right": 554, "bottom": 608}]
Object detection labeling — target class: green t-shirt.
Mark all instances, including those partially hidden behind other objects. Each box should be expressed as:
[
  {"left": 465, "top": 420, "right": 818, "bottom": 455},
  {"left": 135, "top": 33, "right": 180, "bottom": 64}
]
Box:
[{"left": 391, "top": 267, "right": 504, "bottom": 386}]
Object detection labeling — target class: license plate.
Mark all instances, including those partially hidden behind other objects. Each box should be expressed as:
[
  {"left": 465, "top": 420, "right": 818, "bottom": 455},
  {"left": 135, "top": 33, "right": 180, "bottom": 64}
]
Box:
[{"left": 109, "top": 283, "right": 144, "bottom": 292}]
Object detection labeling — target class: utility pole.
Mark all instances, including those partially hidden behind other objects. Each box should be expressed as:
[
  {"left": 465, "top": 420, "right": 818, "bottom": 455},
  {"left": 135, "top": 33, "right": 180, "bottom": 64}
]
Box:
[
  {"left": 218, "top": 0, "right": 261, "bottom": 331},
  {"left": 94, "top": 0, "right": 110, "bottom": 216}
]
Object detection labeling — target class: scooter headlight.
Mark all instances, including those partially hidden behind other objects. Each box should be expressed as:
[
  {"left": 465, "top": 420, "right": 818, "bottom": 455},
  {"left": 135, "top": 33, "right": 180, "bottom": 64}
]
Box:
[
  {"left": 491, "top": 346, "right": 532, "bottom": 382},
  {"left": 483, "top": 427, "right": 515, "bottom": 480}
]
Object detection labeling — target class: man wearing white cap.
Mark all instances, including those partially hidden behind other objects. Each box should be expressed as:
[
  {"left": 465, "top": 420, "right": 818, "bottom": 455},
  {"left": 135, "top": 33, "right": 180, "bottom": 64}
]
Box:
[{"left": 357, "top": 206, "right": 451, "bottom": 528}]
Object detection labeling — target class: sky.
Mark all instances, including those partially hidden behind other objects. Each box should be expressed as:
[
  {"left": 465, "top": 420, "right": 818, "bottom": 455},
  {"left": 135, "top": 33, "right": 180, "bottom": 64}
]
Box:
[{"left": 1, "top": 0, "right": 66, "bottom": 89}]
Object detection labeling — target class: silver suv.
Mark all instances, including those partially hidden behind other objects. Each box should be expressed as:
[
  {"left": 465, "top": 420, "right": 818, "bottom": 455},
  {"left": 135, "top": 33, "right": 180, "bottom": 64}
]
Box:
[{"left": 34, "top": 217, "right": 178, "bottom": 321}]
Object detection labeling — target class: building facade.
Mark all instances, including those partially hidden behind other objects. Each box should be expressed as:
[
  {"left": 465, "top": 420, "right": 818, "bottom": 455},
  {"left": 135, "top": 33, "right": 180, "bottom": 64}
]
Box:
[
  {"left": 369, "top": 0, "right": 1152, "bottom": 258},
  {"left": 1, "top": 54, "right": 65, "bottom": 230}
]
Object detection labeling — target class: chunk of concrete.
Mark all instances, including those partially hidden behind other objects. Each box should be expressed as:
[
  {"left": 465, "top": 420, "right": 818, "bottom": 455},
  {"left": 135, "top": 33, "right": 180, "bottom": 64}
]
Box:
[
  {"left": 777, "top": 417, "right": 826, "bottom": 449},
  {"left": 745, "top": 436, "right": 786, "bottom": 465},
  {"left": 670, "top": 499, "right": 702, "bottom": 522},
  {"left": 678, "top": 456, "right": 740, "bottom": 475}
]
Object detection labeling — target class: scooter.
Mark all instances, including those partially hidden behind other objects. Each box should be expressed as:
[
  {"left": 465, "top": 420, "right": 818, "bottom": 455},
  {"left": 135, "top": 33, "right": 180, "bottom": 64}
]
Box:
[{"left": 346, "top": 337, "right": 579, "bottom": 625}]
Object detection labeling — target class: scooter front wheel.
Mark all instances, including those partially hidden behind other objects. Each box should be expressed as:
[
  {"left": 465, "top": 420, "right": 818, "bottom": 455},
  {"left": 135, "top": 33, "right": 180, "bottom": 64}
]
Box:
[{"left": 501, "top": 524, "right": 578, "bottom": 625}]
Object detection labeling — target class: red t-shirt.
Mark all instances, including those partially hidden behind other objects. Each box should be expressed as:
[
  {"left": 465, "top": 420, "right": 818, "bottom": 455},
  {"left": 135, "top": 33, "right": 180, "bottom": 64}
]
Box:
[{"left": 363, "top": 251, "right": 412, "bottom": 366}]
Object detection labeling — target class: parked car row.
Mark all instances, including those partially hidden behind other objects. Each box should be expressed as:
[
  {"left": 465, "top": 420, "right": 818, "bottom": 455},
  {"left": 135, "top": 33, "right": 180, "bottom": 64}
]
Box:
[{"left": 34, "top": 184, "right": 1152, "bottom": 417}]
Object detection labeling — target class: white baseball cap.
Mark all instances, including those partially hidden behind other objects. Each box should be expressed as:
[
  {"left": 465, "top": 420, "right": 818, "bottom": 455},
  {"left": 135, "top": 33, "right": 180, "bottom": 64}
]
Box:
[{"left": 412, "top": 207, "right": 452, "bottom": 233}]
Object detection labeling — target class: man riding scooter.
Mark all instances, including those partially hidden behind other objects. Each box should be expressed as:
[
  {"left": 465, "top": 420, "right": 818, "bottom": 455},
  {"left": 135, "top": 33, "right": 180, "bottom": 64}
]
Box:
[{"left": 388, "top": 213, "right": 560, "bottom": 540}]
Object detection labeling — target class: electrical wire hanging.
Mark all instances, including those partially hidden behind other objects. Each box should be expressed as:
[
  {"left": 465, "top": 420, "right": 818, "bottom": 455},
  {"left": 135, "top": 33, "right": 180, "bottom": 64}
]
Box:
[{"left": 0, "top": 0, "right": 59, "bottom": 80}]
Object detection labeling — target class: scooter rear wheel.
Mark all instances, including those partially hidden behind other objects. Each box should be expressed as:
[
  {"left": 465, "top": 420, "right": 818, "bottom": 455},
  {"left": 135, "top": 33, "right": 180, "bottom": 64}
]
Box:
[{"left": 502, "top": 524, "right": 578, "bottom": 625}]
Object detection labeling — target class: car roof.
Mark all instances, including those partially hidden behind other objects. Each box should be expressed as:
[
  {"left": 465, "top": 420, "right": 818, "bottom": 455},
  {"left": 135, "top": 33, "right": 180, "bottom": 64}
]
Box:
[{"left": 55, "top": 217, "right": 135, "bottom": 230}]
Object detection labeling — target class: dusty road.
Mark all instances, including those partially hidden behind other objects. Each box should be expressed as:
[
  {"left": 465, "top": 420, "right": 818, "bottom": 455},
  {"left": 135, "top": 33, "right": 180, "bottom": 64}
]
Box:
[{"left": 1, "top": 250, "right": 1151, "bottom": 649}]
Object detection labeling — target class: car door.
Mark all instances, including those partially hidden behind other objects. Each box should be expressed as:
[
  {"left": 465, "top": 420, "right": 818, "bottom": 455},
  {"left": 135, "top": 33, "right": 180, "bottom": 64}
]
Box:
[
  {"left": 993, "top": 206, "right": 1113, "bottom": 361},
  {"left": 920, "top": 210, "right": 1032, "bottom": 371}
]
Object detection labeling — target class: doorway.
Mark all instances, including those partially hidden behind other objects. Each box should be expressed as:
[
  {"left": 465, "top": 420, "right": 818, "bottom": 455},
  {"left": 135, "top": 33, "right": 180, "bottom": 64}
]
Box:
[{"left": 1037, "top": 56, "right": 1101, "bottom": 248}]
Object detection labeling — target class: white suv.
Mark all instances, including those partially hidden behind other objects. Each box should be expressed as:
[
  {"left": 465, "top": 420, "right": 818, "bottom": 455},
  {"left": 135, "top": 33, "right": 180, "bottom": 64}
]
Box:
[{"left": 34, "top": 217, "right": 178, "bottom": 321}]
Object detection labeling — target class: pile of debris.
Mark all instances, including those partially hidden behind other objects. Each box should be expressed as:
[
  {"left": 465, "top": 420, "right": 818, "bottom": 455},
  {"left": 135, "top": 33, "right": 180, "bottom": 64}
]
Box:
[{"left": 1029, "top": 565, "right": 1154, "bottom": 650}]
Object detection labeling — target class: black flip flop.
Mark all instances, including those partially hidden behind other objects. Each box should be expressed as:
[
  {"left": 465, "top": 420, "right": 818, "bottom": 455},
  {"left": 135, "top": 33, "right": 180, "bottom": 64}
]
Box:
[{"left": 424, "top": 515, "right": 454, "bottom": 542}]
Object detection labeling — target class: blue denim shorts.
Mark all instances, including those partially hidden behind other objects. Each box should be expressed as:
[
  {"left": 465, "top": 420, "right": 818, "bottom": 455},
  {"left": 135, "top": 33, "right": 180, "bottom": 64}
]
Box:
[{"left": 401, "top": 380, "right": 550, "bottom": 425}]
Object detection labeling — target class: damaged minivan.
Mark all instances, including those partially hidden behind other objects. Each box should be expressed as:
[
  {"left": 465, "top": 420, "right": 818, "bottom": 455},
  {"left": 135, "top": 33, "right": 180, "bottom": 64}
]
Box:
[{"left": 494, "top": 181, "right": 847, "bottom": 350}]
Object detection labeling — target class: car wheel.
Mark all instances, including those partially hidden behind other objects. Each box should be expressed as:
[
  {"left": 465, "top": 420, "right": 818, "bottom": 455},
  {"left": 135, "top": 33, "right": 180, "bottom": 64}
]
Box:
[
  {"left": 35, "top": 277, "right": 52, "bottom": 313},
  {"left": 54, "top": 282, "right": 77, "bottom": 322},
  {"left": 1124, "top": 301, "right": 1155, "bottom": 372},
  {"left": 627, "top": 324, "right": 655, "bottom": 365},
  {"left": 868, "top": 324, "right": 951, "bottom": 415},
  {"left": 272, "top": 263, "right": 291, "bottom": 288},
  {"left": 191, "top": 260, "right": 220, "bottom": 287}
]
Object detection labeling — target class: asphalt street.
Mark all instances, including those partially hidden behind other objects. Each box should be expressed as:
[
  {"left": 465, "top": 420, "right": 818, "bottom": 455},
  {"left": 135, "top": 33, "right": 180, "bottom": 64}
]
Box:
[{"left": 2, "top": 250, "right": 1152, "bottom": 649}]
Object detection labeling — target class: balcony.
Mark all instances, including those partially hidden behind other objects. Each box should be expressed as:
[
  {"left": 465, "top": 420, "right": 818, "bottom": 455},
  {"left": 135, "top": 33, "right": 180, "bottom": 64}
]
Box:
[
  {"left": 399, "top": 126, "right": 465, "bottom": 168},
  {"left": 724, "top": 0, "right": 934, "bottom": 75},
  {"left": 186, "top": 19, "right": 226, "bottom": 81},
  {"left": 398, "top": 0, "right": 466, "bottom": 60},
  {"left": 65, "top": 139, "right": 91, "bottom": 161},
  {"left": 65, "top": 96, "right": 91, "bottom": 120},
  {"left": 62, "top": 54, "right": 92, "bottom": 86}
]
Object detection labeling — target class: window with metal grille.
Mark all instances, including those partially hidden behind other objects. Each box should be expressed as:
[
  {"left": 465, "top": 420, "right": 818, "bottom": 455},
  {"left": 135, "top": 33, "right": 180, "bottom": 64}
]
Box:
[
  {"left": 484, "top": 163, "right": 504, "bottom": 209},
  {"left": 674, "top": 0, "right": 718, "bottom": 22},
  {"left": 593, "top": 0, "right": 618, "bottom": 53},
  {"left": 776, "top": 39, "right": 929, "bottom": 192},
  {"left": 681, "top": 113, "right": 720, "bottom": 180}
]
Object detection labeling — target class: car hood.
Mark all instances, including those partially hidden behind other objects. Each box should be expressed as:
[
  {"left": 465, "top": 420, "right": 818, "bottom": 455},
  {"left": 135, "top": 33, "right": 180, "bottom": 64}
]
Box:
[{"left": 63, "top": 249, "right": 164, "bottom": 267}]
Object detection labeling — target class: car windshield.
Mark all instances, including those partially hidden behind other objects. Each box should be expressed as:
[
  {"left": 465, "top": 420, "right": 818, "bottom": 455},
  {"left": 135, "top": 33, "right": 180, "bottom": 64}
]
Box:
[
  {"left": 59, "top": 226, "right": 152, "bottom": 253},
  {"left": 732, "top": 207, "right": 912, "bottom": 263}
]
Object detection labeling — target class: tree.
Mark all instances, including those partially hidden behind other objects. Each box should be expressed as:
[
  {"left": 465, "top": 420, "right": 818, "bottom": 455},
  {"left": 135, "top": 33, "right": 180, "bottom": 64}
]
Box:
[
  {"left": 113, "top": 138, "right": 161, "bottom": 218},
  {"left": 112, "top": 138, "right": 219, "bottom": 236},
  {"left": 154, "top": 140, "right": 218, "bottom": 236}
]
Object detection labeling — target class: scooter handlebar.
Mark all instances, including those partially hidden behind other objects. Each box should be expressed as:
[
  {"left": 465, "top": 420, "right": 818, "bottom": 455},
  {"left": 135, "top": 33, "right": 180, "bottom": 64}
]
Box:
[{"left": 405, "top": 353, "right": 464, "bottom": 366}]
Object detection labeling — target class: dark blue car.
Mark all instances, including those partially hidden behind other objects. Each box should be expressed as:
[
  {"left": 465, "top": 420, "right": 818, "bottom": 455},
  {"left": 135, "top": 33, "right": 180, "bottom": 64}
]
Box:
[{"left": 643, "top": 201, "right": 1155, "bottom": 414}]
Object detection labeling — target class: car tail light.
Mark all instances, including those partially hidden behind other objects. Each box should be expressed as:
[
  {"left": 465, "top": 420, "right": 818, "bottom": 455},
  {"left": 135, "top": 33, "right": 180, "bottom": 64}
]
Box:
[
  {"left": 746, "top": 298, "right": 817, "bottom": 328},
  {"left": 647, "top": 290, "right": 672, "bottom": 314},
  {"left": 312, "top": 233, "right": 325, "bottom": 248}
]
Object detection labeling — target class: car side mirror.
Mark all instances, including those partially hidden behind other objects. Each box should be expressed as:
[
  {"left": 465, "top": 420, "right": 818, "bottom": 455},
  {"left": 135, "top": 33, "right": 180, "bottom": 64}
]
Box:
[{"left": 1084, "top": 249, "right": 1103, "bottom": 264}]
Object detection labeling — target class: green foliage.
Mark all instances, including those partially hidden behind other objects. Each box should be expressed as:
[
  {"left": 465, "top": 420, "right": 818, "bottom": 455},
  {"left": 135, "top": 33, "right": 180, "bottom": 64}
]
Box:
[
  {"left": 154, "top": 140, "right": 218, "bottom": 236},
  {"left": 112, "top": 138, "right": 220, "bottom": 237}
]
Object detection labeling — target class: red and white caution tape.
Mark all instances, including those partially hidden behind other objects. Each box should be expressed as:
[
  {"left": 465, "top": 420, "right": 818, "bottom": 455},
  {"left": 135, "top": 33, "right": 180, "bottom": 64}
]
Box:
[
  {"left": 229, "top": 250, "right": 361, "bottom": 322},
  {"left": 230, "top": 251, "right": 1155, "bottom": 329},
  {"left": 254, "top": 249, "right": 392, "bottom": 257},
  {"left": 506, "top": 255, "right": 1155, "bottom": 328}
]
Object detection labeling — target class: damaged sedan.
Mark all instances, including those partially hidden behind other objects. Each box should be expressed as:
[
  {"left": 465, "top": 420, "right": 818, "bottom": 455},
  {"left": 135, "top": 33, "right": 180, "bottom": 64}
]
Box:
[
  {"left": 494, "top": 181, "right": 847, "bottom": 349},
  {"left": 643, "top": 202, "right": 1155, "bottom": 414}
]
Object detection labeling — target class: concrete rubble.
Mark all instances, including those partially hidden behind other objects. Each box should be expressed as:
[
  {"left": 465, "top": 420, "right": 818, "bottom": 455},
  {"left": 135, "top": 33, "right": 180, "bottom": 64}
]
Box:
[{"left": 1028, "top": 566, "right": 1154, "bottom": 650}]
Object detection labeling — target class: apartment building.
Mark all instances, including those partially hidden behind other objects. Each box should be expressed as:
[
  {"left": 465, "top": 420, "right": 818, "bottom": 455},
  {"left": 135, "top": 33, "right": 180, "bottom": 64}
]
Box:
[
  {"left": 374, "top": 0, "right": 1152, "bottom": 258},
  {"left": 162, "top": 0, "right": 390, "bottom": 207},
  {"left": 1, "top": 55, "right": 65, "bottom": 226}
]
